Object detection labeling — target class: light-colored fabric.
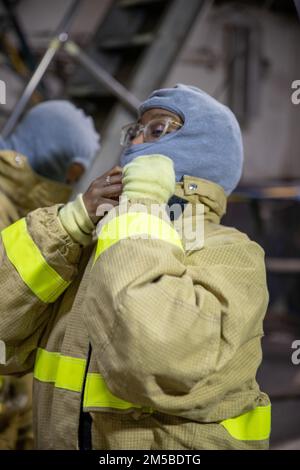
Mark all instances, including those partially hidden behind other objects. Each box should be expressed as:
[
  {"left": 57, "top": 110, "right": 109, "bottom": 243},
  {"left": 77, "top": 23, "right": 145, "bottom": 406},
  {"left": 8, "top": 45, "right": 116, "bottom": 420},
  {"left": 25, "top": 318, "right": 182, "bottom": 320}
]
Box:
[
  {"left": 122, "top": 154, "right": 175, "bottom": 203},
  {"left": 33, "top": 347, "right": 143, "bottom": 411},
  {"left": 1, "top": 101, "right": 101, "bottom": 182},
  {"left": 0, "top": 203, "right": 81, "bottom": 374},
  {"left": 94, "top": 211, "right": 183, "bottom": 262},
  {"left": 220, "top": 404, "right": 271, "bottom": 441},
  {"left": 34, "top": 348, "right": 85, "bottom": 392},
  {"left": 0, "top": 150, "right": 73, "bottom": 450},
  {"left": 0, "top": 175, "right": 271, "bottom": 449},
  {"left": 86, "top": 196, "right": 269, "bottom": 422},
  {"left": 1, "top": 218, "right": 71, "bottom": 303},
  {"left": 58, "top": 194, "right": 95, "bottom": 246},
  {"left": 32, "top": 345, "right": 270, "bottom": 441},
  {"left": 0, "top": 151, "right": 72, "bottom": 223},
  {"left": 120, "top": 84, "right": 243, "bottom": 195},
  {"left": 0, "top": 193, "right": 19, "bottom": 231}
]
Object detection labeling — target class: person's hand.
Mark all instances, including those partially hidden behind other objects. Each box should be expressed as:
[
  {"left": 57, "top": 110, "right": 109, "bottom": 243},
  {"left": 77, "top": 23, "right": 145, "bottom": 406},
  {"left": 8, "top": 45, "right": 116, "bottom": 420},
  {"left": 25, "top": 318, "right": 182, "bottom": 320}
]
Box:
[
  {"left": 83, "top": 166, "right": 123, "bottom": 223},
  {"left": 122, "top": 155, "right": 175, "bottom": 204}
]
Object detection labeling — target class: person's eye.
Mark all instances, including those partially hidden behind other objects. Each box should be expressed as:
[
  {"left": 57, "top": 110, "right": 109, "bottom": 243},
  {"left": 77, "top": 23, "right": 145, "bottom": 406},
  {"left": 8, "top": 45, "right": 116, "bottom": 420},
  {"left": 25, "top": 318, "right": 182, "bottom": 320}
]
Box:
[
  {"left": 127, "top": 126, "right": 138, "bottom": 140},
  {"left": 149, "top": 123, "right": 165, "bottom": 138},
  {"left": 128, "top": 130, "right": 136, "bottom": 141}
]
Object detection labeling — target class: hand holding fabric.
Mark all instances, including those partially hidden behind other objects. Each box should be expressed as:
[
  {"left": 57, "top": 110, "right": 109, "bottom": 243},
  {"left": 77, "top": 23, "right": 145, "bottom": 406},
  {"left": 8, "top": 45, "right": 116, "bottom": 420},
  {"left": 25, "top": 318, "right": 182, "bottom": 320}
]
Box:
[{"left": 122, "top": 154, "right": 175, "bottom": 204}]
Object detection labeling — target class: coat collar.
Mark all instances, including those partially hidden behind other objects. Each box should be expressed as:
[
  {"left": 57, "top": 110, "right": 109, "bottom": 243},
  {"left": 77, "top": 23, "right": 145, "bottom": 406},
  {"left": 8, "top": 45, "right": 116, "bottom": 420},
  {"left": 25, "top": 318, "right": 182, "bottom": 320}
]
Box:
[
  {"left": 0, "top": 151, "right": 72, "bottom": 216},
  {"left": 174, "top": 175, "right": 227, "bottom": 224}
]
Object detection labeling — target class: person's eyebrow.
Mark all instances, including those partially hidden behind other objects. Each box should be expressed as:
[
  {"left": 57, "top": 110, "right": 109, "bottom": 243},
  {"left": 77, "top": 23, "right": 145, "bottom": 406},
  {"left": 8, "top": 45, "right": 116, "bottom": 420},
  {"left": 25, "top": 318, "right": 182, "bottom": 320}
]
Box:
[
  {"left": 139, "top": 112, "right": 181, "bottom": 123},
  {"left": 151, "top": 112, "right": 173, "bottom": 118}
]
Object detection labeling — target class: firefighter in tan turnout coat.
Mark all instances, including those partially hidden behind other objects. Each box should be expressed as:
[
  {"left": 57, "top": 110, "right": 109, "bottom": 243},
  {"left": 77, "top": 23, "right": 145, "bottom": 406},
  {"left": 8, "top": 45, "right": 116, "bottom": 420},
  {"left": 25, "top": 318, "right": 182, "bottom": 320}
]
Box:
[
  {"left": 0, "top": 100, "right": 100, "bottom": 449},
  {"left": 0, "top": 85, "right": 271, "bottom": 449}
]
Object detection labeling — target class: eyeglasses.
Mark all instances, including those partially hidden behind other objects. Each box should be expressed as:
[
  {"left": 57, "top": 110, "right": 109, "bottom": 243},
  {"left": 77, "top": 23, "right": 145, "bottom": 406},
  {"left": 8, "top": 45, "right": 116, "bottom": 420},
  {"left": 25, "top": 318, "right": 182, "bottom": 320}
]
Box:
[{"left": 120, "top": 117, "right": 182, "bottom": 147}]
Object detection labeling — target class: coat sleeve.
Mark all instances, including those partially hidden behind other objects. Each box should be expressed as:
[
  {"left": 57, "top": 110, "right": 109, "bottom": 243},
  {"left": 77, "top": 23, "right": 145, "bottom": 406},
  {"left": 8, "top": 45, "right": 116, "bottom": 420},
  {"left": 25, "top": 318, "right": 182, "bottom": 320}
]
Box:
[
  {"left": 83, "top": 200, "right": 269, "bottom": 414},
  {"left": 0, "top": 191, "right": 20, "bottom": 231},
  {"left": 0, "top": 204, "right": 82, "bottom": 374}
]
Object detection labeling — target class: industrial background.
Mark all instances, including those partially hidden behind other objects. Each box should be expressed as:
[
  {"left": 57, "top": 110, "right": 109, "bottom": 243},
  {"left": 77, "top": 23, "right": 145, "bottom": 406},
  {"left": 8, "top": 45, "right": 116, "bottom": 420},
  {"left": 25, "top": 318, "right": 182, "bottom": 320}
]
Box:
[{"left": 0, "top": 0, "right": 300, "bottom": 449}]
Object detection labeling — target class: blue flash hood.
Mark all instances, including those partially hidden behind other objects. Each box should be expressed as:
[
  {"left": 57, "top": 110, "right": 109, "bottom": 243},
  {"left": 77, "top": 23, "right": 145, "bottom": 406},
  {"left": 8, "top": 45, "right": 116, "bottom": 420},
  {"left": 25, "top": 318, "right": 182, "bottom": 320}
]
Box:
[
  {"left": 120, "top": 84, "right": 244, "bottom": 195},
  {"left": 0, "top": 100, "right": 100, "bottom": 182}
]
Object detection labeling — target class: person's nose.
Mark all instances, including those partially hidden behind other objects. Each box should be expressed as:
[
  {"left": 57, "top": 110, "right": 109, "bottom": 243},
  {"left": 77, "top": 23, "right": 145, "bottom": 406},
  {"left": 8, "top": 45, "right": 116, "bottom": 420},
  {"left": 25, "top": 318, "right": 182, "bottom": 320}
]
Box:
[{"left": 131, "top": 132, "right": 144, "bottom": 145}]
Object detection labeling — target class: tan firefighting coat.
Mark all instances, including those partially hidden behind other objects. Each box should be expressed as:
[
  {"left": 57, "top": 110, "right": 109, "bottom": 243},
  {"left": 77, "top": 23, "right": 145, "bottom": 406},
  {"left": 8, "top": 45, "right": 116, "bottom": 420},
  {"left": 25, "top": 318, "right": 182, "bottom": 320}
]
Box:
[
  {"left": 0, "top": 151, "right": 71, "bottom": 230},
  {"left": 0, "top": 150, "right": 71, "bottom": 448},
  {"left": 0, "top": 164, "right": 271, "bottom": 450}
]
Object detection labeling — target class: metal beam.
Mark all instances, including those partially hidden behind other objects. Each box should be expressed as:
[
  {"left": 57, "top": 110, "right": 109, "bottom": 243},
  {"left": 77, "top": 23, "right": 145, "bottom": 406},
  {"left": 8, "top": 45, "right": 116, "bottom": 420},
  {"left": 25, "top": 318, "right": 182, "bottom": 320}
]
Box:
[
  {"left": 294, "top": 0, "right": 300, "bottom": 20},
  {"left": 130, "top": 0, "right": 211, "bottom": 99},
  {"left": 1, "top": 0, "right": 82, "bottom": 137},
  {"left": 76, "top": 0, "right": 211, "bottom": 193},
  {"left": 64, "top": 41, "right": 140, "bottom": 113}
]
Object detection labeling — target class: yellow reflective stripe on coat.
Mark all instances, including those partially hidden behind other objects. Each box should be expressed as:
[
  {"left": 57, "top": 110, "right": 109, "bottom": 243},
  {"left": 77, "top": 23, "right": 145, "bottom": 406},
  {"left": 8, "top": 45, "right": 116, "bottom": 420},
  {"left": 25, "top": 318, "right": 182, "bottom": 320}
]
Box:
[
  {"left": 33, "top": 348, "right": 141, "bottom": 410},
  {"left": 220, "top": 404, "right": 271, "bottom": 441},
  {"left": 34, "top": 347, "right": 270, "bottom": 434},
  {"left": 34, "top": 348, "right": 86, "bottom": 392},
  {"left": 1, "top": 218, "right": 71, "bottom": 303},
  {"left": 94, "top": 212, "right": 183, "bottom": 261},
  {"left": 83, "top": 373, "right": 145, "bottom": 410}
]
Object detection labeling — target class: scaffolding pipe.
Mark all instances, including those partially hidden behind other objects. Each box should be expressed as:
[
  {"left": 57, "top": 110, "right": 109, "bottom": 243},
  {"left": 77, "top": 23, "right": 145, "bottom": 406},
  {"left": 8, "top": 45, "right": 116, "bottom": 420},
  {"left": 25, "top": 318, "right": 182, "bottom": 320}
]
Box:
[
  {"left": 295, "top": 0, "right": 300, "bottom": 20},
  {"left": 64, "top": 41, "right": 140, "bottom": 113},
  {"left": 1, "top": 0, "right": 82, "bottom": 137}
]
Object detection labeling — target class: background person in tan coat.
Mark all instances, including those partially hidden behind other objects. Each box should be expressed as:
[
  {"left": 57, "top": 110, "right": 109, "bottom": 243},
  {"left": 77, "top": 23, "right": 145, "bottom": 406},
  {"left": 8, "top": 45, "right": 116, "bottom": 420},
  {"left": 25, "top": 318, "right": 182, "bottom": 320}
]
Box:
[
  {"left": 0, "top": 85, "right": 271, "bottom": 449},
  {"left": 0, "top": 100, "right": 100, "bottom": 449}
]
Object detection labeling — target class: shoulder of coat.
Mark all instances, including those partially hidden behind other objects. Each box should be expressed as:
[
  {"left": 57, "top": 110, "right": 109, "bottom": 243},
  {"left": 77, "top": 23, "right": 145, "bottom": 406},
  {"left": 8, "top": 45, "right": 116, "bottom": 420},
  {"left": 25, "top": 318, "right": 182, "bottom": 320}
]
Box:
[{"left": 0, "top": 150, "right": 30, "bottom": 170}]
